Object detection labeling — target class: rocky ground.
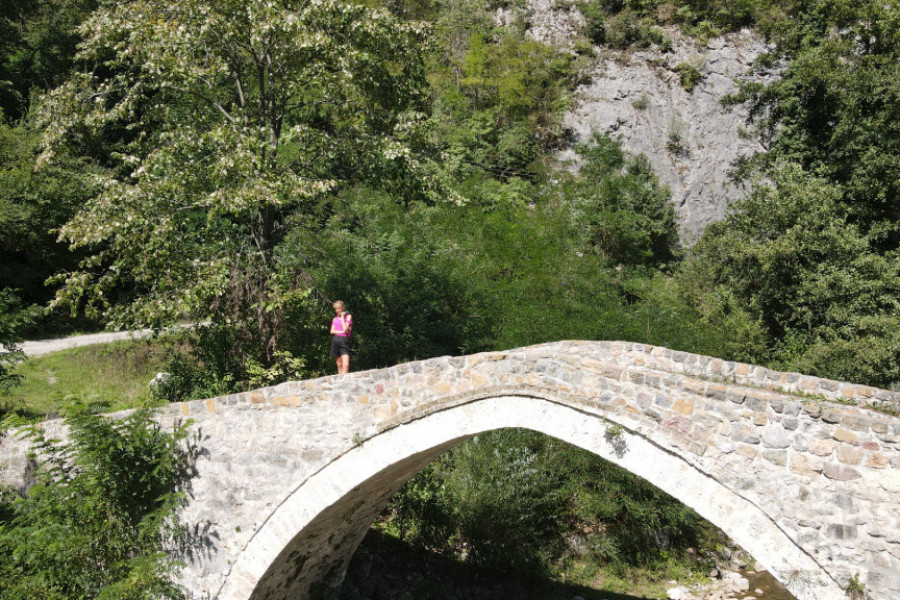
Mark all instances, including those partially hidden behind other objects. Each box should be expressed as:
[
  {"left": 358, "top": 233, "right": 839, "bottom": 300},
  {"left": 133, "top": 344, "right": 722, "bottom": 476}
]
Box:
[{"left": 669, "top": 567, "right": 795, "bottom": 600}]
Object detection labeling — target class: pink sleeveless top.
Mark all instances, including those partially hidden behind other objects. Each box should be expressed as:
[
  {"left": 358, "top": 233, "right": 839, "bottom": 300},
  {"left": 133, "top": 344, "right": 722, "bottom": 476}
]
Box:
[{"left": 332, "top": 314, "right": 352, "bottom": 337}]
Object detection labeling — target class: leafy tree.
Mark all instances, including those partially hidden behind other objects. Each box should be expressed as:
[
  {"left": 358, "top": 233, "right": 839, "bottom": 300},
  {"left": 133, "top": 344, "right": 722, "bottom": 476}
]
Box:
[
  {"left": 39, "top": 0, "right": 431, "bottom": 367},
  {"left": 383, "top": 429, "right": 714, "bottom": 575},
  {"left": 0, "top": 117, "right": 98, "bottom": 313},
  {"left": 429, "top": 13, "right": 574, "bottom": 189},
  {"left": 0, "top": 290, "right": 35, "bottom": 395},
  {"left": 442, "top": 430, "right": 567, "bottom": 574},
  {"left": 685, "top": 166, "right": 900, "bottom": 386},
  {"left": 294, "top": 186, "right": 487, "bottom": 372},
  {"left": 688, "top": 0, "right": 900, "bottom": 387},
  {"left": 384, "top": 430, "right": 568, "bottom": 575},
  {"left": 741, "top": 0, "right": 900, "bottom": 252},
  {"left": 0, "top": 401, "right": 197, "bottom": 599},
  {"left": 0, "top": 0, "right": 97, "bottom": 121},
  {"left": 561, "top": 133, "right": 680, "bottom": 268},
  {"left": 548, "top": 432, "right": 709, "bottom": 565}
]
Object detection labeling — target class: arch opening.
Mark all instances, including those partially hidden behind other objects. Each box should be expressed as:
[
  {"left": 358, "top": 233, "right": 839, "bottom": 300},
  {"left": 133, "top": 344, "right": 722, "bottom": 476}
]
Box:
[{"left": 218, "top": 395, "right": 844, "bottom": 600}]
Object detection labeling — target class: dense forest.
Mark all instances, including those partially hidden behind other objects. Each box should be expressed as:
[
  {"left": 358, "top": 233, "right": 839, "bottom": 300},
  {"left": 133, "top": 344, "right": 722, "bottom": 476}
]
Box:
[{"left": 1, "top": 0, "right": 899, "bottom": 597}]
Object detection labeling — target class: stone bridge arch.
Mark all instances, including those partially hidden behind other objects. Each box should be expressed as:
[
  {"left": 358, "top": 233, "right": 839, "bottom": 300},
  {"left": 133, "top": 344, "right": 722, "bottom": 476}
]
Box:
[
  {"left": 221, "top": 394, "right": 843, "bottom": 600},
  {"left": 2, "top": 341, "right": 899, "bottom": 599}
]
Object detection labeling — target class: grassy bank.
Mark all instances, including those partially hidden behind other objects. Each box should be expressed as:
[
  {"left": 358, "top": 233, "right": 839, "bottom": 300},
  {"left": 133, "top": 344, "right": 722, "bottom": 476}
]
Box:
[{"left": 2, "top": 339, "right": 171, "bottom": 417}]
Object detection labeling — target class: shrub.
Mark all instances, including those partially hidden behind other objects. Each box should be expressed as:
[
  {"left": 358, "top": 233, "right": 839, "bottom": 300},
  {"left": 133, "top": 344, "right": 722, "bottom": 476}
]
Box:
[
  {"left": 0, "top": 401, "right": 198, "bottom": 599},
  {"left": 673, "top": 61, "right": 703, "bottom": 91}
]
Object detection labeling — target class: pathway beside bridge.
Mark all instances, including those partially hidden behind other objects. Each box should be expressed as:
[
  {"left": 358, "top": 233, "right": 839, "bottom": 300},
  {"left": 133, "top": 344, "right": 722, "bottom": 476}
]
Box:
[{"left": 2, "top": 341, "right": 899, "bottom": 600}]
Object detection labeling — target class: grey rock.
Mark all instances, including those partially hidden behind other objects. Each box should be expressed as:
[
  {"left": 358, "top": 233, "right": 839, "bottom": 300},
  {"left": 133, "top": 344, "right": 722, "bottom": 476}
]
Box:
[{"left": 559, "top": 27, "right": 777, "bottom": 240}]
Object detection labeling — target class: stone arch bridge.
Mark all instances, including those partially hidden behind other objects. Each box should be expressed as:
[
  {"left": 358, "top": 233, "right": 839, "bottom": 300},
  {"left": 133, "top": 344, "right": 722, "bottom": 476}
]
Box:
[{"left": 2, "top": 341, "right": 900, "bottom": 600}]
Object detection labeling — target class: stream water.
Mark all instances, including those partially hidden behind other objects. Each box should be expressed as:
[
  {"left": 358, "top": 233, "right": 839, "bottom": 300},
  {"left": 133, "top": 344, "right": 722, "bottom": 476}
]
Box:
[{"left": 736, "top": 570, "right": 797, "bottom": 600}]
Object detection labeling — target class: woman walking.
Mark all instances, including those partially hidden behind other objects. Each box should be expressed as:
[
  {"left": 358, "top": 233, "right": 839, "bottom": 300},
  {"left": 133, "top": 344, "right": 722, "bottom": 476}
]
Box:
[{"left": 330, "top": 300, "right": 352, "bottom": 374}]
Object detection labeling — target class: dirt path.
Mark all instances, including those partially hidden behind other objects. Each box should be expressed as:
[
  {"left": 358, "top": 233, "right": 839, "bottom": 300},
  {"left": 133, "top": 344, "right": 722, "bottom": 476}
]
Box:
[{"left": 18, "top": 329, "right": 156, "bottom": 357}]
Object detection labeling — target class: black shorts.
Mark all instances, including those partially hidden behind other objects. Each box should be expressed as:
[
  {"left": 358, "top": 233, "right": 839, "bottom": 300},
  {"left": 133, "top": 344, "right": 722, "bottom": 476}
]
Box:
[{"left": 330, "top": 336, "right": 351, "bottom": 358}]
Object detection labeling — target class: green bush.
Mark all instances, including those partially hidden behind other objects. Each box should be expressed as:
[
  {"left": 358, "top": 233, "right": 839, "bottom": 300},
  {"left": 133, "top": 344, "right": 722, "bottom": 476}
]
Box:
[
  {"left": 562, "top": 133, "right": 680, "bottom": 267},
  {"left": 0, "top": 290, "right": 32, "bottom": 394},
  {"left": 673, "top": 62, "right": 703, "bottom": 91},
  {"left": 682, "top": 165, "right": 900, "bottom": 387},
  {"left": 579, "top": 1, "right": 607, "bottom": 45},
  {"left": 0, "top": 401, "right": 197, "bottom": 599}
]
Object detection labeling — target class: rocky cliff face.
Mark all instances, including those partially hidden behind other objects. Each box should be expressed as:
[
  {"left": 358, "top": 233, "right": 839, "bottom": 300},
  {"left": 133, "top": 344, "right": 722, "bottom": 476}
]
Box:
[{"left": 499, "top": 1, "right": 778, "bottom": 241}]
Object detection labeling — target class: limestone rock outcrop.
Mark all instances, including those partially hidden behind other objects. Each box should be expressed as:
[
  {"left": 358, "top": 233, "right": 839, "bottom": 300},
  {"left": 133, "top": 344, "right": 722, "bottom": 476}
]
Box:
[
  {"left": 501, "top": 1, "right": 780, "bottom": 240},
  {"left": 561, "top": 28, "right": 777, "bottom": 241}
]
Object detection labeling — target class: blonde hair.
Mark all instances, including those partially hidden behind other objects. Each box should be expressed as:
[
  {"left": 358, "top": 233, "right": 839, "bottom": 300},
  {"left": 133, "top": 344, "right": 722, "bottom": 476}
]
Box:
[{"left": 333, "top": 300, "right": 345, "bottom": 311}]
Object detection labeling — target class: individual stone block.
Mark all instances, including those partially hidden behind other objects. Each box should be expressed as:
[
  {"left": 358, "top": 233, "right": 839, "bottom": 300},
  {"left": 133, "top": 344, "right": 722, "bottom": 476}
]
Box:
[
  {"left": 803, "top": 402, "right": 822, "bottom": 418},
  {"left": 823, "top": 462, "right": 861, "bottom": 481},
  {"left": 822, "top": 408, "right": 844, "bottom": 423},
  {"left": 826, "top": 524, "right": 858, "bottom": 540},
  {"left": 763, "top": 450, "right": 787, "bottom": 465},
  {"left": 731, "top": 424, "right": 761, "bottom": 444},
  {"left": 833, "top": 428, "right": 860, "bottom": 445},
  {"left": 808, "top": 437, "right": 835, "bottom": 456},
  {"left": 790, "top": 453, "right": 822, "bottom": 475}
]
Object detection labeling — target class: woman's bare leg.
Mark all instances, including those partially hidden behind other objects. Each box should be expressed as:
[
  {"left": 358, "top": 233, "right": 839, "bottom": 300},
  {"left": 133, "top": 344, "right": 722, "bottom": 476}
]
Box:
[{"left": 339, "top": 354, "right": 350, "bottom": 374}]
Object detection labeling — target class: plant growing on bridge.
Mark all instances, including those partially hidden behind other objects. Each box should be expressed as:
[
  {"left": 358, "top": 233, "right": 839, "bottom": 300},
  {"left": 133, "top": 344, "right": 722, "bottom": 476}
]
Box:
[
  {"left": 39, "top": 0, "right": 432, "bottom": 368},
  {"left": 844, "top": 572, "right": 866, "bottom": 600}
]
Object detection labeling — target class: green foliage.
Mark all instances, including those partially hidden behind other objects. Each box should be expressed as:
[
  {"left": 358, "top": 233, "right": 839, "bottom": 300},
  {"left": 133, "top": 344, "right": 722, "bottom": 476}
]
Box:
[
  {"left": 430, "top": 201, "right": 616, "bottom": 350},
  {"left": 0, "top": 117, "right": 99, "bottom": 322},
  {"left": 562, "top": 133, "right": 680, "bottom": 267},
  {"left": 673, "top": 61, "right": 703, "bottom": 92},
  {"left": 743, "top": 0, "right": 900, "bottom": 252},
  {"left": 0, "top": 400, "right": 196, "bottom": 599},
  {"left": 0, "top": 290, "right": 36, "bottom": 394},
  {"left": 384, "top": 430, "right": 566, "bottom": 575},
  {"left": 427, "top": 0, "right": 576, "bottom": 188},
  {"left": 245, "top": 350, "right": 308, "bottom": 389},
  {"left": 446, "top": 432, "right": 568, "bottom": 573},
  {"left": 844, "top": 572, "right": 866, "bottom": 600},
  {"left": 0, "top": 0, "right": 97, "bottom": 121},
  {"left": 685, "top": 0, "right": 900, "bottom": 388},
  {"left": 552, "top": 435, "right": 708, "bottom": 566},
  {"left": 382, "top": 429, "right": 715, "bottom": 576},
  {"left": 574, "top": 0, "right": 784, "bottom": 48},
  {"left": 40, "top": 0, "right": 432, "bottom": 369},
  {"left": 685, "top": 166, "right": 900, "bottom": 386},
  {"left": 603, "top": 9, "right": 661, "bottom": 49},
  {"left": 666, "top": 121, "right": 689, "bottom": 157},
  {"left": 579, "top": 1, "right": 607, "bottom": 45},
  {"left": 292, "top": 187, "right": 487, "bottom": 372},
  {"left": 149, "top": 325, "right": 305, "bottom": 402}
]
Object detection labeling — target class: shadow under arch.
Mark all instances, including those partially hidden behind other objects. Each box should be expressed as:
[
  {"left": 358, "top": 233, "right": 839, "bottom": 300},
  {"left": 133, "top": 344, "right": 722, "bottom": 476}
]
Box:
[{"left": 217, "top": 395, "right": 844, "bottom": 600}]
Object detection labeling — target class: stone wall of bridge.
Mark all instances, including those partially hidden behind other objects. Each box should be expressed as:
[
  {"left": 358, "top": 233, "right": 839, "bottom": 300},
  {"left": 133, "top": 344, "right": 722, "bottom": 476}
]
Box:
[{"left": 1, "top": 341, "right": 899, "bottom": 600}]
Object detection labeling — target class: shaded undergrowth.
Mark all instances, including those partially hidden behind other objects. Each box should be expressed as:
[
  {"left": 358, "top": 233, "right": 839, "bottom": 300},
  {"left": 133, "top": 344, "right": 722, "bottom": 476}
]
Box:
[{"left": 341, "top": 529, "right": 652, "bottom": 600}]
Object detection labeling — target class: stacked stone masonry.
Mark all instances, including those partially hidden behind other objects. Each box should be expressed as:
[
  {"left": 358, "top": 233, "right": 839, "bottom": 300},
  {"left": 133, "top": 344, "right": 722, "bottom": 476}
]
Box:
[{"left": 1, "top": 341, "right": 898, "bottom": 600}]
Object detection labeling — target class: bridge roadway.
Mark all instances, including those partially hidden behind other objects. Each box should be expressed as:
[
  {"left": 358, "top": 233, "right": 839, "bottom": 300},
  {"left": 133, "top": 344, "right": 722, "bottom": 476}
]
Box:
[{"left": 2, "top": 341, "right": 899, "bottom": 599}]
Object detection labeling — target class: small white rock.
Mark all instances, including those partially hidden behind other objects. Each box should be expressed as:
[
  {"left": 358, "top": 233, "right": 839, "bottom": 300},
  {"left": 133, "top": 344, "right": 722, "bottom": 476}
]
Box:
[{"left": 667, "top": 586, "right": 690, "bottom": 600}]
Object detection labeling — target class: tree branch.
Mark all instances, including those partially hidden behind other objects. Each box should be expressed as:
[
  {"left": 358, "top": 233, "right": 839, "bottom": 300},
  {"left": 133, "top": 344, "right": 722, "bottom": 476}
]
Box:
[{"left": 160, "top": 84, "right": 236, "bottom": 123}]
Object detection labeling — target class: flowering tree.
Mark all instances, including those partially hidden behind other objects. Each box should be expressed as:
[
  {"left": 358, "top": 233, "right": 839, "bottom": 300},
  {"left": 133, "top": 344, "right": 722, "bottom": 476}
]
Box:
[{"left": 40, "top": 0, "right": 430, "bottom": 364}]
